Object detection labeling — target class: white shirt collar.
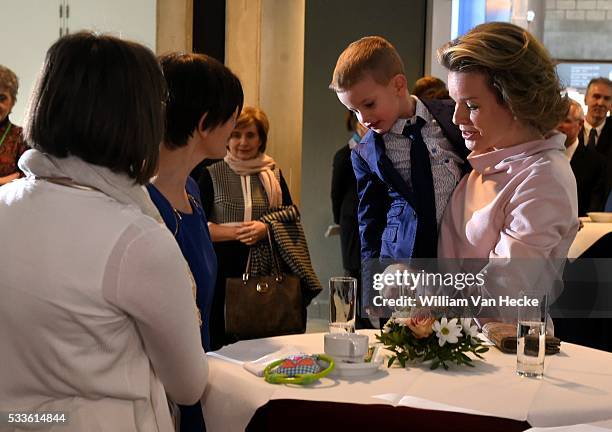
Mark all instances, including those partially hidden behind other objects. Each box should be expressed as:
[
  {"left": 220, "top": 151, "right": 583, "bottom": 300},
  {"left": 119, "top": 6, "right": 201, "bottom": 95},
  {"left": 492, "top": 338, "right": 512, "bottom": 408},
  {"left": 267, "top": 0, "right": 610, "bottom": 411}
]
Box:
[
  {"left": 583, "top": 119, "right": 606, "bottom": 145},
  {"left": 386, "top": 96, "right": 428, "bottom": 136},
  {"left": 565, "top": 137, "right": 579, "bottom": 160}
]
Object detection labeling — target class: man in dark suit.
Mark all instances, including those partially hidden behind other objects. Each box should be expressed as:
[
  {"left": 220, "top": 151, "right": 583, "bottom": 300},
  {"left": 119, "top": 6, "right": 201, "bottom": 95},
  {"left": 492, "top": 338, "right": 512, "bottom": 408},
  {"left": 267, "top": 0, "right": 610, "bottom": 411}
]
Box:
[
  {"left": 581, "top": 77, "right": 612, "bottom": 198},
  {"left": 331, "top": 113, "right": 367, "bottom": 279},
  {"left": 558, "top": 99, "right": 607, "bottom": 216},
  {"left": 332, "top": 113, "right": 374, "bottom": 328}
]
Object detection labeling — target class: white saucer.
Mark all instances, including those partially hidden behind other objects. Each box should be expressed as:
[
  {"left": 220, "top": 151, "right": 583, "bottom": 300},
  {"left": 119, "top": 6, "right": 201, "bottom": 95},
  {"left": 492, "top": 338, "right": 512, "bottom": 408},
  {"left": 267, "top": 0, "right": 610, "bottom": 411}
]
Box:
[{"left": 330, "top": 359, "right": 383, "bottom": 377}]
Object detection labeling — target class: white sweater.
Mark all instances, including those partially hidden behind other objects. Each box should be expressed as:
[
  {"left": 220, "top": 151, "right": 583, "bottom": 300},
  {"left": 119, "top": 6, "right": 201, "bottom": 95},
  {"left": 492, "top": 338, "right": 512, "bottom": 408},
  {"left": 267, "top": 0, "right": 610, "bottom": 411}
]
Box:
[{"left": 0, "top": 178, "right": 207, "bottom": 431}]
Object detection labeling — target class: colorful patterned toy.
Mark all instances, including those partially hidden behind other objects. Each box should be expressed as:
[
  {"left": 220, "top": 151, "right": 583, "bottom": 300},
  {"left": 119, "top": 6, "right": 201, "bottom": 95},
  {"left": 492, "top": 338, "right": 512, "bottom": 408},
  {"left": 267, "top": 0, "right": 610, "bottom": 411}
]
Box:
[{"left": 263, "top": 354, "right": 334, "bottom": 385}]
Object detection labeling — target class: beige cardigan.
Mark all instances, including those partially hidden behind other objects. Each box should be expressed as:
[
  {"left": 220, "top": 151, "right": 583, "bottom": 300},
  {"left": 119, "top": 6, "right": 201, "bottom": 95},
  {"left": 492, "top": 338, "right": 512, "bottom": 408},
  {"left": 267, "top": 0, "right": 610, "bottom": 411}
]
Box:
[{"left": 0, "top": 178, "right": 207, "bottom": 431}]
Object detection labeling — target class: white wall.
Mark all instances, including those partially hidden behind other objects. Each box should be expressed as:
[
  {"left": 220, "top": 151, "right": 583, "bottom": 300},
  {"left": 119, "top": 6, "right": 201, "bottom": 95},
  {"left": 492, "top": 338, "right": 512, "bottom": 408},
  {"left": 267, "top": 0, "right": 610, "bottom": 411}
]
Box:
[
  {"left": 425, "top": 0, "right": 454, "bottom": 83},
  {"left": 225, "top": 0, "right": 305, "bottom": 203},
  {"left": 1, "top": 1, "right": 60, "bottom": 126},
  {"left": 1, "top": 0, "right": 156, "bottom": 126}
]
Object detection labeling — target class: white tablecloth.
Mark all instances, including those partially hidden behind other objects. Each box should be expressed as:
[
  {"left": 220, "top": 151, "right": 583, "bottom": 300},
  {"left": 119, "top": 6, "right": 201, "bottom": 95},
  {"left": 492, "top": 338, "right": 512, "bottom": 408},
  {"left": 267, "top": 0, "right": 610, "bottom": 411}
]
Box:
[
  {"left": 201, "top": 331, "right": 612, "bottom": 431},
  {"left": 568, "top": 222, "right": 612, "bottom": 259}
]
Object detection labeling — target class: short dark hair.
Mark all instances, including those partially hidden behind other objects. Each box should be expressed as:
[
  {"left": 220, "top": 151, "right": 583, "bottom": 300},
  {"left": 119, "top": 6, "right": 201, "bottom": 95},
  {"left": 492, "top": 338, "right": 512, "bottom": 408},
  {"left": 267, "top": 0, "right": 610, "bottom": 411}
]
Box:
[
  {"left": 159, "top": 52, "right": 244, "bottom": 149},
  {"left": 586, "top": 77, "right": 612, "bottom": 95},
  {"left": 25, "top": 32, "right": 166, "bottom": 184}
]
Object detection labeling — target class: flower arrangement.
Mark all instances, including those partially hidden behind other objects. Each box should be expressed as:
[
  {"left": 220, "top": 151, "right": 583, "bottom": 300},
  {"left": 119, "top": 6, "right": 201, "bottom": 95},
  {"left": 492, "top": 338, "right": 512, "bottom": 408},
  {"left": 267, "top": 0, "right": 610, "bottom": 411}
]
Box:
[{"left": 376, "top": 308, "right": 489, "bottom": 370}]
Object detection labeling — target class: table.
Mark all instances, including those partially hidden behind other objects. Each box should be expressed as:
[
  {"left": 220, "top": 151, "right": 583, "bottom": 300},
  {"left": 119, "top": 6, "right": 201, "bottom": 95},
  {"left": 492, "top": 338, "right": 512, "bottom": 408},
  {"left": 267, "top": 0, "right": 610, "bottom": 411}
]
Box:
[
  {"left": 568, "top": 222, "right": 612, "bottom": 259},
  {"left": 201, "top": 331, "right": 612, "bottom": 431}
]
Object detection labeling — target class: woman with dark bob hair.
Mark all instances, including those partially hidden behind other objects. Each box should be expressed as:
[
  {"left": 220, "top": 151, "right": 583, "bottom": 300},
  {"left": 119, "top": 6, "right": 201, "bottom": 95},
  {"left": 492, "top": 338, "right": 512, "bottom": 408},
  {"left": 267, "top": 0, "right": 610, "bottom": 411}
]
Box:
[
  {"left": 0, "top": 32, "right": 207, "bottom": 431},
  {"left": 146, "top": 52, "right": 243, "bottom": 432},
  {"left": 437, "top": 23, "right": 579, "bottom": 325}
]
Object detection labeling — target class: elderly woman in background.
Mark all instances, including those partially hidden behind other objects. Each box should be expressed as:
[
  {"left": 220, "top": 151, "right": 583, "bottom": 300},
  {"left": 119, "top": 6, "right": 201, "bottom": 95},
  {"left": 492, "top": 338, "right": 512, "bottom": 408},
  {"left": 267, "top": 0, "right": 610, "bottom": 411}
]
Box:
[
  {"left": 146, "top": 52, "right": 243, "bottom": 432},
  {"left": 437, "top": 22, "right": 579, "bottom": 324},
  {"left": 0, "top": 33, "right": 207, "bottom": 431},
  {"left": 199, "top": 107, "right": 294, "bottom": 349},
  {"left": 0, "top": 65, "right": 28, "bottom": 185}
]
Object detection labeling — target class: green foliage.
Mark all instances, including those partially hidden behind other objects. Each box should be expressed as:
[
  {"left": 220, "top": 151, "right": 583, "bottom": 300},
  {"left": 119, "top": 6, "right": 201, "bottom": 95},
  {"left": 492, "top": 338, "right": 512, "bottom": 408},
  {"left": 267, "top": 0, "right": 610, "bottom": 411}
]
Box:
[{"left": 376, "top": 319, "right": 489, "bottom": 370}]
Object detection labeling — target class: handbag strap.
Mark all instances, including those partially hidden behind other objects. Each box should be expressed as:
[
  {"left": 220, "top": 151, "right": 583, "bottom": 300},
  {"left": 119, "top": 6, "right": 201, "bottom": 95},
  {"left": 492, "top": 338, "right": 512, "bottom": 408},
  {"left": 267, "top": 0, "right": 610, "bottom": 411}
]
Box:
[{"left": 242, "top": 225, "right": 283, "bottom": 282}]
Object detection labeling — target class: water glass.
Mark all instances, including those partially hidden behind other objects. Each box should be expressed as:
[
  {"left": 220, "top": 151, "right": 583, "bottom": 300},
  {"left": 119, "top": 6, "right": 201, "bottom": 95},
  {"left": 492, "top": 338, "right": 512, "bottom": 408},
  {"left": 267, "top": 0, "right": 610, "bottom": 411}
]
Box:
[
  {"left": 516, "top": 291, "right": 548, "bottom": 378},
  {"left": 329, "top": 277, "right": 357, "bottom": 333}
]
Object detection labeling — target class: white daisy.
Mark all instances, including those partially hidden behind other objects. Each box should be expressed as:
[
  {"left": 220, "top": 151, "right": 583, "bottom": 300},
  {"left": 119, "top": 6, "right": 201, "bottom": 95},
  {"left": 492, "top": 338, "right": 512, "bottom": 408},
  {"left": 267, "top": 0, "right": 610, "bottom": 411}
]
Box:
[
  {"left": 394, "top": 317, "right": 410, "bottom": 327},
  {"left": 433, "top": 317, "right": 462, "bottom": 346},
  {"left": 382, "top": 319, "right": 394, "bottom": 333},
  {"left": 460, "top": 318, "right": 479, "bottom": 338}
]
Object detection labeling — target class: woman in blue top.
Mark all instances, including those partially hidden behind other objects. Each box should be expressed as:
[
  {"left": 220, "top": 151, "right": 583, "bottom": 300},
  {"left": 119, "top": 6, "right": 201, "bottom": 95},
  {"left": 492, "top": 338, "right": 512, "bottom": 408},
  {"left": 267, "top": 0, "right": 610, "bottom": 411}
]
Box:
[{"left": 147, "top": 52, "right": 243, "bottom": 432}]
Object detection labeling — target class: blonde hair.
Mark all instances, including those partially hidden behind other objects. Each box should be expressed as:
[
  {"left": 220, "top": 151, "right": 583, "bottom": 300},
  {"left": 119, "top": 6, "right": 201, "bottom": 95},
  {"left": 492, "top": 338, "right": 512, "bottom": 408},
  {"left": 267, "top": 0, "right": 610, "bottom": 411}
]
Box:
[
  {"left": 235, "top": 106, "right": 270, "bottom": 152},
  {"left": 329, "top": 36, "right": 405, "bottom": 92},
  {"left": 567, "top": 99, "right": 584, "bottom": 121},
  {"left": 437, "top": 22, "right": 567, "bottom": 134},
  {"left": 0, "top": 65, "right": 19, "bottom": 102}
]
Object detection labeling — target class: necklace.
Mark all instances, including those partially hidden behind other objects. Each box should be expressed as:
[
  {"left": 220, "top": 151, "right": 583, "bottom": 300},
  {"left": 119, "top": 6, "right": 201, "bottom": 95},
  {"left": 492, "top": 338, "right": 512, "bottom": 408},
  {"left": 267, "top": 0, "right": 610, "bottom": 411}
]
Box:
[
  {"left": 171, "top": 193, "right": 202, "bottom": 237},
  {"left": 0, "top": 123, "right": 11, "bottom": 149}
]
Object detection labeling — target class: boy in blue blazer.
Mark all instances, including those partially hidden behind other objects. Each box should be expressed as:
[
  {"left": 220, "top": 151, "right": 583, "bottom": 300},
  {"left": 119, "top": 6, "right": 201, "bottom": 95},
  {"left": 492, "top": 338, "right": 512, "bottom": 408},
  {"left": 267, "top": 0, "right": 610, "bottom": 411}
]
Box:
[{"left": 330, "top": 35, "right": 468, "bottom": 263}]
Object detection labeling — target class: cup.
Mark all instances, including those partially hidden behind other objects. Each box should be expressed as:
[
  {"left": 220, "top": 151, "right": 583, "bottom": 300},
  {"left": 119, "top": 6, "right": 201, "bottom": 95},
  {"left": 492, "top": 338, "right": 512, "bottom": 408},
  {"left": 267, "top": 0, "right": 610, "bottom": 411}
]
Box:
[
  {"left": 516, "top": 291, "right": 548, "bottom": 378},
  {"left": 324, "top": 333, "right": 369, "bottom": 363},
  {"left": 329, "top": 277, "right": 357, "bottom": 333}
]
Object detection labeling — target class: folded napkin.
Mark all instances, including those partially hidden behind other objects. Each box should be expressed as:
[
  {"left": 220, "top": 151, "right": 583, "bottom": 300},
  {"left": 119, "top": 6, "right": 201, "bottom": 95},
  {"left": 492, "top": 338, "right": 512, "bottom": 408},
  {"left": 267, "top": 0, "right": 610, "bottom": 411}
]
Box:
[
  {"left": 482, "top": 322, "right": 561, "bottom": 354},
  {"left": 243, "top": 346, "right": 304, "bottom": 377}
]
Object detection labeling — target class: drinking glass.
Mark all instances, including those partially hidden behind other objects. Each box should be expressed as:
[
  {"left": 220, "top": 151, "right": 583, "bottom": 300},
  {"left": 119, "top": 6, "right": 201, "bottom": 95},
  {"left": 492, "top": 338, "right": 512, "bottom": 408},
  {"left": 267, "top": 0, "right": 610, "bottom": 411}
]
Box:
[
  {"left": 329, "top": 277, "right": 357, "bottom": 333},
  {"left": 516, "top": 291, "right": 548, "bottom": 378}
]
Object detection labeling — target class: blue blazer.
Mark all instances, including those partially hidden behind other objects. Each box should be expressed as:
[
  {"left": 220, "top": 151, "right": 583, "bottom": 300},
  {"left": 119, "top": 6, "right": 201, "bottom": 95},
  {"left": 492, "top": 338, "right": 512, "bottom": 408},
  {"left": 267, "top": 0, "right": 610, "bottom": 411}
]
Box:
[{"left": 351, "top": 99, "right": 469, "bottom": 260}]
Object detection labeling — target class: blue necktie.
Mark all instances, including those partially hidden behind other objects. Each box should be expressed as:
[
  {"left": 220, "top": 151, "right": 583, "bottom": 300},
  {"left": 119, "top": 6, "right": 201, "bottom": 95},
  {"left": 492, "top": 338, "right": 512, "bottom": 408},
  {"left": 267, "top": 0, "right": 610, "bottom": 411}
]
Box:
[{"left": 403, "top": 117, "right": 437, "bottom": 258}]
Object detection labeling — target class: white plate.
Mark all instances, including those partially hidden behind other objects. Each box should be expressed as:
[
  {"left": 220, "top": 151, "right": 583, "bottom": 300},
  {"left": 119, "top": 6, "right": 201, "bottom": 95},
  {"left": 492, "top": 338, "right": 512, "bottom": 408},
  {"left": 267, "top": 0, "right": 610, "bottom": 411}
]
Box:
[
  {"left": 587, "top": 212, "right": 612, "bottom": 223},
  {"left": 330, "top": 359, "right": 383, "bottom": 377}
]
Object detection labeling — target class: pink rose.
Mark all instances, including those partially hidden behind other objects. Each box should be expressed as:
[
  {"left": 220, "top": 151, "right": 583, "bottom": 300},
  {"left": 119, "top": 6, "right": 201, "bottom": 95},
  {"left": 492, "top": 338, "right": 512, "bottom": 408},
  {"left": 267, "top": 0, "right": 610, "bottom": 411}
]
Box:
[{"left": 406, "top": 315, "right": 435, "bottom": 339}]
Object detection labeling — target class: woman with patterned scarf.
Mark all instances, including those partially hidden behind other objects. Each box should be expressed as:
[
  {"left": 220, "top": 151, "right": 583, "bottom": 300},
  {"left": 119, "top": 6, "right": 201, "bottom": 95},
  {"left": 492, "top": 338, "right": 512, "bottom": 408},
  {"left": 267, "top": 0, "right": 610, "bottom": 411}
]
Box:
[{"left": 198, "top": 107, "right": 297, "bottom": 349}]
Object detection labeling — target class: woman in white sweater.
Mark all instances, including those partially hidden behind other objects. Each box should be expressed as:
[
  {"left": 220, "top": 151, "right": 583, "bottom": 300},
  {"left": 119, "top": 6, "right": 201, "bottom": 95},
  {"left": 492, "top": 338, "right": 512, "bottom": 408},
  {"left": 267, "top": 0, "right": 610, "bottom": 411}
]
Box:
[{"left": 0, "top": 32, "right": 207, "bottom": 431}]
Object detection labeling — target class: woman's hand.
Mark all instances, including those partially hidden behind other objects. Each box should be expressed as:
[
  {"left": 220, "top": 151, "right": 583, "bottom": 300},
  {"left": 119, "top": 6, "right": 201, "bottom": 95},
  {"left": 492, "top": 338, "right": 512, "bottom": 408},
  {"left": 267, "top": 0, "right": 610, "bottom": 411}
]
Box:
[
  {"left": 236, "top": 221, "right": 268, "bottom": 246},
  {"left": 208, "top": 222, "right": 242, "bottom": 242}
]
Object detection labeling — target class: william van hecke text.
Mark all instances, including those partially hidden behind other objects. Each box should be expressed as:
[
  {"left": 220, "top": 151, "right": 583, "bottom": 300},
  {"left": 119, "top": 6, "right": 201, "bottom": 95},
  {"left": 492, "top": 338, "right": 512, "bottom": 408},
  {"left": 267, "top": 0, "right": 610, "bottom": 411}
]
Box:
[{"left": 371, "top": 295, "right": 539, "bottom": 308}]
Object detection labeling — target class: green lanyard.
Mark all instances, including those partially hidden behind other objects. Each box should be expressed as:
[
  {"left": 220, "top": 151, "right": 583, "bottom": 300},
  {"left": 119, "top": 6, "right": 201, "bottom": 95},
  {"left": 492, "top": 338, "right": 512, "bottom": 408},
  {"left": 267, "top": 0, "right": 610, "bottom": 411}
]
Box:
[{"left": 0, "top": 123, "right": 12, "bottom": 149}]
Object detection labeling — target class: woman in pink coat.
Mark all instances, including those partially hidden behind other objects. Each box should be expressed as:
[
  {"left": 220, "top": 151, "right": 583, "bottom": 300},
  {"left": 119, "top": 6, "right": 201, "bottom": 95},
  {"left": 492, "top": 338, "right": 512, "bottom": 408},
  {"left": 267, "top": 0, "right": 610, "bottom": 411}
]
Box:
[{"left": 437, "top": 22, "right": 579, "bottom": 325}]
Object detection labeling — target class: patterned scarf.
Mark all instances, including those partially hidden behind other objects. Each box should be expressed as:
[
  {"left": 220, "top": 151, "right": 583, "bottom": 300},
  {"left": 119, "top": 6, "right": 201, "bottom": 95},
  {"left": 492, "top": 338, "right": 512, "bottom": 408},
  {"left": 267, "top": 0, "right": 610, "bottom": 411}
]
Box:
[
  {"left": 224, "top": 151, "right": 283, "bottom": 209},
  {"left": 250, "top": 205, "right": 322, "bottom": 304}
]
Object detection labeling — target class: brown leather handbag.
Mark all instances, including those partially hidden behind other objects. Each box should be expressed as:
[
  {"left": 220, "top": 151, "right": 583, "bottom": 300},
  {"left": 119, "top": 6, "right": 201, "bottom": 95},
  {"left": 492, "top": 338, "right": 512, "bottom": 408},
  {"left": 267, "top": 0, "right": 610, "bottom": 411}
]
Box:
[{"left": 225, "top": 229, "right": 305, "bottom": 340}]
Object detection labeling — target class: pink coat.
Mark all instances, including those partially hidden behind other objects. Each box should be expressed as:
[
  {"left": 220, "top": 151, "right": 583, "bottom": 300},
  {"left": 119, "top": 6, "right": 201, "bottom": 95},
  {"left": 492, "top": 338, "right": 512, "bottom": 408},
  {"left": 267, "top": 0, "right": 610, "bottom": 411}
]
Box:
[
  {"left": 438, "top": 133, "right": 579, "bottom": 310},
  {"left": 439, "top": 132, "right": 578, "bottom": 260}
]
